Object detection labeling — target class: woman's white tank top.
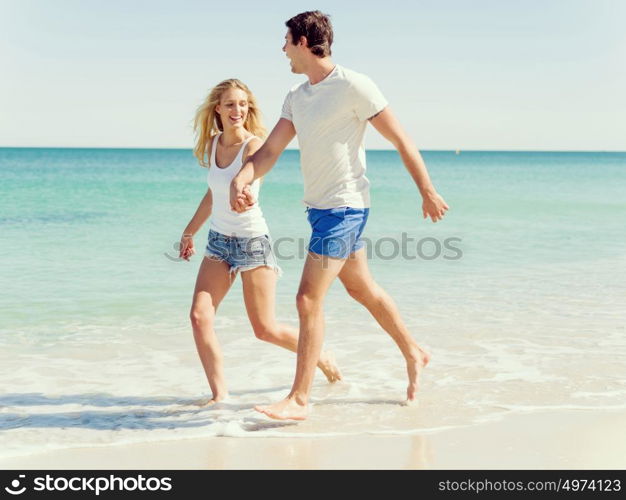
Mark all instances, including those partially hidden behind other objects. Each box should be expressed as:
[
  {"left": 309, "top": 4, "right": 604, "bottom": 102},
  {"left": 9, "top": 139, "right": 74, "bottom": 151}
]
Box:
[{"left": 207, "top": 132, "right": 269, "bottom": 238}]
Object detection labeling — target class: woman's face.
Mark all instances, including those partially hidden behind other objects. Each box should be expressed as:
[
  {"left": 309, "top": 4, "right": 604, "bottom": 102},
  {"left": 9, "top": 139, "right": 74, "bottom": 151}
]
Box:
[{"left": 216, "top": 88, "right": 249, "bottom": 131}]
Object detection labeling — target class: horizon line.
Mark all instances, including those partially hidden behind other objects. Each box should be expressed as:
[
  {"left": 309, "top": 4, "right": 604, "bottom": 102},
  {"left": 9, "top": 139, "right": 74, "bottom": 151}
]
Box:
[{"left": 1, "top": 146, "right": 625, "bottom": 154}]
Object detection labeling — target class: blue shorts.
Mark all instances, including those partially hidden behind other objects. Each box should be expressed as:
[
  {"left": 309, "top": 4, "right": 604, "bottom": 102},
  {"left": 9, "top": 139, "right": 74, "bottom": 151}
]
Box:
[
  {"left": 306, "top": 207, "right": 369, "bottom": 259},
  {"left": 205, "top": 229, "right": 282, "bottom": 276}
]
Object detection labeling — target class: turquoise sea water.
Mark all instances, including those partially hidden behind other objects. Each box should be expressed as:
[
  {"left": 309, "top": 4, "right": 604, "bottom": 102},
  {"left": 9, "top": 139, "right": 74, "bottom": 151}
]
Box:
[{"left": 1, "top": 148, "right": 625, "bottom": 456}]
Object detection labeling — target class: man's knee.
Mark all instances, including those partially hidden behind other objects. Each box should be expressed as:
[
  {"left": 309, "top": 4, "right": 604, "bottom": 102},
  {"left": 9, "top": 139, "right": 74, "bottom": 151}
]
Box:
[
  {"left": 296, "top": 290, "right": 323, "bottom": 315},
  {"left": 344, "top": 283, "right": 378, "bottom": 305}
]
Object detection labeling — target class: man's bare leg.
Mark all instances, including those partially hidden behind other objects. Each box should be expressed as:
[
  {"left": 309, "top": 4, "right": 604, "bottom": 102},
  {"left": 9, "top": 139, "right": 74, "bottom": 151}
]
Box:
[
  {"left": 255, "top": 252, "right": 346, "bottom": 420},
  {"left": 338, "top": 248, "right": 430, "bottom": 402},
  {"left": 241, "top": 266, "right": 342, "bottom": 382}
]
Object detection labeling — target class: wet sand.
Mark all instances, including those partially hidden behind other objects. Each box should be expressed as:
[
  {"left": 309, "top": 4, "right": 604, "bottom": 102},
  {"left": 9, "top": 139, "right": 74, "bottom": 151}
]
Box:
[{"left": 1, "top": 409, "right": 625, "bottom": 469}]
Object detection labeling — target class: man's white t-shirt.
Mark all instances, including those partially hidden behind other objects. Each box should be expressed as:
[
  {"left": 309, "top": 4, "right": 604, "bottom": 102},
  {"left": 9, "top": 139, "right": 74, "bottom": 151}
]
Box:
[{"left": 280, "top": 64, "right": 388, "bottom": 209}]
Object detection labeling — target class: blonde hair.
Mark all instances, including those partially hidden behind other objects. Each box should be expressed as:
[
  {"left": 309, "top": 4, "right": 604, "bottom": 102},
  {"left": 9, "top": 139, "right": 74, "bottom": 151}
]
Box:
[{"left": 193, "top": 79, "right": 266, "bottom": 167}]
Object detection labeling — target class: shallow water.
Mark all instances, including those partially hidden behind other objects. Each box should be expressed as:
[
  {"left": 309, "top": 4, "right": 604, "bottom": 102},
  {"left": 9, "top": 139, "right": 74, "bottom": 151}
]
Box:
[{"left": 1, "top": 148, "right": 625, "bottom": 458}]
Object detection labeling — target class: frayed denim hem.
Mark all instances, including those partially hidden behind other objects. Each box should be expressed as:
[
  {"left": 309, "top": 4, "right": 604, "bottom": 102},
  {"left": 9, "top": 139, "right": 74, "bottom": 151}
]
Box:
[
  {"left": 204, "top": 251, "right": 226, "bottom": 263},
  {"left": 233, "top": 263, "right": 283, "bottom": 278},
  {"left": 204, "top": 252, "right": 282, "bottom": 278}
]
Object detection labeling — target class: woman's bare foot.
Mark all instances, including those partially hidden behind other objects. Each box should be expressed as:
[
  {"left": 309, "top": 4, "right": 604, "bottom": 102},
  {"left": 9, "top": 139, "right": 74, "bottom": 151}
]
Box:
[
  {"left": 255, "top": 396, "right": 309, "bottom": 421},
  {"left": 194, "top": 393, "right": 229, "bottom": 407},
  {"left": 318, "top": 351, "right": 342, "bottom": 383},
  {"left": 406, "top": 348, "right": 431, "bottom": 402}
]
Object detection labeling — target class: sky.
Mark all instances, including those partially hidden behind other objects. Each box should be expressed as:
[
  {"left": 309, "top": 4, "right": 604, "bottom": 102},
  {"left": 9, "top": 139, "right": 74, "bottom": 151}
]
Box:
[{"left": 1, "top": 0, "right": 625, "bottom": 150}]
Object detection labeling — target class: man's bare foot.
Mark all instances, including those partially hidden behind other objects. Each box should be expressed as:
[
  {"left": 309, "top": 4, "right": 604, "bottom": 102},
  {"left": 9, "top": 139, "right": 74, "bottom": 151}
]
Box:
[
  {"left": 255, "top": 397, "right": 308, "bottom": 421},
  {"left": 318, "top": 351, "right": 342, "bottom": 383},
  {"left": 406, "top": 348, "right": 431, "bottom": 402}
]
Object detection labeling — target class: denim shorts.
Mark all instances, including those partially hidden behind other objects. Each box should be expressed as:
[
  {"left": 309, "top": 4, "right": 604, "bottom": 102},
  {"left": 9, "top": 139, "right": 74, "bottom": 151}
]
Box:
[
  {"left": 205, "top": 229, "right": 282, "bottom": 276},
  {"left": 307, "top": 207, "right": 369, "bottom": 259}
]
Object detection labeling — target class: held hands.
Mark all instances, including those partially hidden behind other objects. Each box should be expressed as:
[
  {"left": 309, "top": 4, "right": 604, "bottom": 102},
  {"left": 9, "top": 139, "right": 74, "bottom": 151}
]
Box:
[
  {"left": 181, "top": 182, "right": 255, "bottom": 263},
  {"left": 229, "top": 180, "right": 256, "bottom": 213},
  {"left": 422, "top": 191, "right": 450, "bottom": 223},
  {"left": 179, "top": 234, "right": 195, "bottom": 261}
]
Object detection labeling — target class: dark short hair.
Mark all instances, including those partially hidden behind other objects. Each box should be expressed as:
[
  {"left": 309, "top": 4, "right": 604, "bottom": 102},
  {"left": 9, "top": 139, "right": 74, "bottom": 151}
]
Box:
[{"left": 285, "top": 11, "right": 333, "bottom": 58}]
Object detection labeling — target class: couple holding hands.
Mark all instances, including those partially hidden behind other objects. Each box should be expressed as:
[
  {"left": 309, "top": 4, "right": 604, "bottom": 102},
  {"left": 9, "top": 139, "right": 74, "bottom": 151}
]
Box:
[{"left": 180, "top": 11, "right": 448, "bottom": 421}]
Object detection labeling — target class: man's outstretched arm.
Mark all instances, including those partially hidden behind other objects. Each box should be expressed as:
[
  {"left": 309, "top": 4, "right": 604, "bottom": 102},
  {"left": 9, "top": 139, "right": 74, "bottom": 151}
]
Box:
[
  {"left": 230, "top": 118, "right": 296, "bottom": 212},
  {"left": 369, "top": 107, "right": 449, "bottom": 222}
]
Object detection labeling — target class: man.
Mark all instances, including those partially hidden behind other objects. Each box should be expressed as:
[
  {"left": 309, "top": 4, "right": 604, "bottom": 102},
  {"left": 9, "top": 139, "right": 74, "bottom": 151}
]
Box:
[{"left": 230, "top": 11, "right": 449, "bottom": 420}]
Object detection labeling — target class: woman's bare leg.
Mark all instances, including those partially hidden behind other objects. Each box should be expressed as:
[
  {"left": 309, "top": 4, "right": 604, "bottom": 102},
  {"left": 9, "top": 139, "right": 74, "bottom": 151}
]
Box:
[
  {"left": 189, "top": 256, "right": 235, "bottom": 403},
  {"left": 241, "top": 266, "right": 342, "bottom": 383}
]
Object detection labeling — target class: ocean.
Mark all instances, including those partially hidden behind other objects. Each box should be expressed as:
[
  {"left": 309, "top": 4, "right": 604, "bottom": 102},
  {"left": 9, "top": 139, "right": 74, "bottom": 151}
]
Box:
[{"left": 1, "top": 148, "right": 625, "bottom": 457}]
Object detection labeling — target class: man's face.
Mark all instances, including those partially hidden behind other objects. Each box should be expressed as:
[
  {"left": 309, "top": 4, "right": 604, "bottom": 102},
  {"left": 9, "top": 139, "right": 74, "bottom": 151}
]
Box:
[{"left": 282, "top": 30, "right": 302, "bottom": 74}]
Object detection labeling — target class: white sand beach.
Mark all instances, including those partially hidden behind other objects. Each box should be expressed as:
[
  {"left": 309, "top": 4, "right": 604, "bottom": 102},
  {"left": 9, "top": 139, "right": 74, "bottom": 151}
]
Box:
[{"left": 2, "top": 410, "right": 624, "bottom": 470}]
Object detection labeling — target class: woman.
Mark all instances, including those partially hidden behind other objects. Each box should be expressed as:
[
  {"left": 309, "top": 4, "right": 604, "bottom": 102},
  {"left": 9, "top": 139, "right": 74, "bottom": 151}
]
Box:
[{"left": 180, "top": 79, "right": 341, "bottom": 404}]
